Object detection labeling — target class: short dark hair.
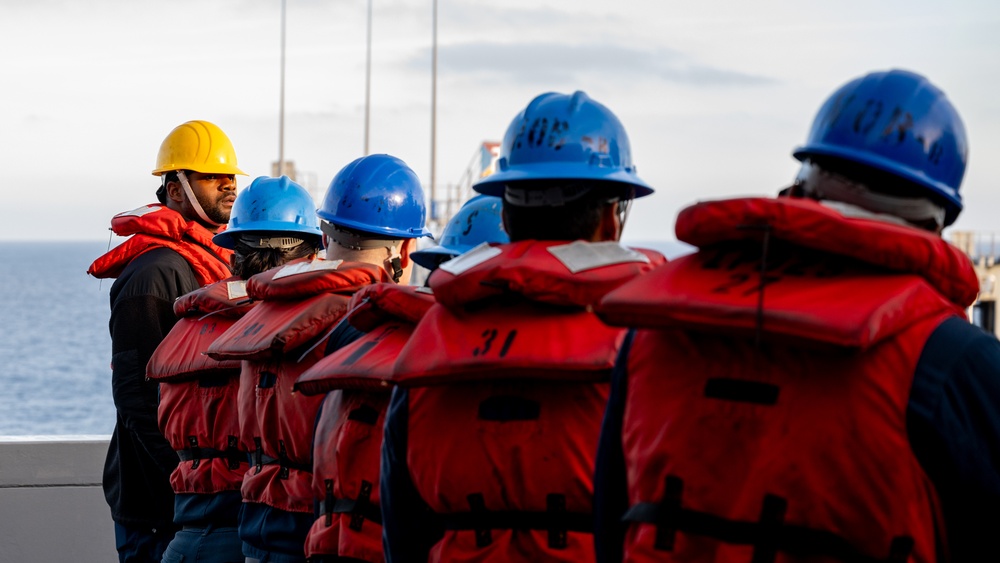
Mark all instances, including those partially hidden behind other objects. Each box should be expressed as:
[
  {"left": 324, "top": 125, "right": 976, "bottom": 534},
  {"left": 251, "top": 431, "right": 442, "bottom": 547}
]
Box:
[
  {"left": 501, "top": 182, "right": 623, "bottom": 241},
  {"left": 231, "top": 238, "right": 321, "bottom": 279}
]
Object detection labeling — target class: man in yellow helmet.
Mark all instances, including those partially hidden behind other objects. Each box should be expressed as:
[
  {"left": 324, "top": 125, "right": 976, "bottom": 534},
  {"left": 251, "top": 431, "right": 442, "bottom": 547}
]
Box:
[{"left": 88, "top": 120, "right": 247, "bottom": 563}]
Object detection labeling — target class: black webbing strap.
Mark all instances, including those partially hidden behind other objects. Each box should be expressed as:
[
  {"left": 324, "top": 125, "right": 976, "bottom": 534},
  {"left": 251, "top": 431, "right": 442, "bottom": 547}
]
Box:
[
  {"left": 318, "top": 480, "right": 383, "bottom": 528},
  {"left": 177, "top": 436, "right": 246, "bottom": 469},
  {"left": 225, "top": 436, "right": 243, "bottom": 470},
  {"left": 441, "top": 493, "right": 592, "bottom": 550},
  {"left": 250, "top": 439, "right": 312, "bottom": 477},
  {"left": 623, "top": 476, "right": 914, "bottom": 563},
  {"left": 253, "top": 437, "right": 264, "bottom": 473}
]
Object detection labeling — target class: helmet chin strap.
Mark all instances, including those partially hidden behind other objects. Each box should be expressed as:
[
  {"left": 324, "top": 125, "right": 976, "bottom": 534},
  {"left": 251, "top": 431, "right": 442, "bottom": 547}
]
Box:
[
  {"left": 176, "top": 171, "right": 223, "bottom": 227},
  {"left": 386, "top": 243, "right": 403, "bottom": 283}
]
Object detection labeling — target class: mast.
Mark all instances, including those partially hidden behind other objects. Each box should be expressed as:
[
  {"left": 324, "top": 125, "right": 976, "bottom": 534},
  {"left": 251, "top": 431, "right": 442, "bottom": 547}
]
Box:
[
  {"left": 364, "top": 0, "right": 372, "bottom": 155},
  {"left": 430, "top": 0, "right": 438, "bottom": 224},
  {"left": 278, "top": 0, "right": 287, "bottom": 175}
]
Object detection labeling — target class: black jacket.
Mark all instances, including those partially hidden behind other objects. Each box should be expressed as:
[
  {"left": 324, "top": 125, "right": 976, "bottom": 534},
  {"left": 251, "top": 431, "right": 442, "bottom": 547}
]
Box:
[{"left": 103, "top": 248, "right": 201, "bottom": 527}]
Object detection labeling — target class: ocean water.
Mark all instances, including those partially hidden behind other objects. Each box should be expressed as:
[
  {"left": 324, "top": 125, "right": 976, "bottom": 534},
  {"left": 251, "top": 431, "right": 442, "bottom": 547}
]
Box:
[
  {"left": 0, "top": 239, "right": 695, "bottom": 437},
  {"left": 0, "top": 241, "right": 115, "bottom": 436}
]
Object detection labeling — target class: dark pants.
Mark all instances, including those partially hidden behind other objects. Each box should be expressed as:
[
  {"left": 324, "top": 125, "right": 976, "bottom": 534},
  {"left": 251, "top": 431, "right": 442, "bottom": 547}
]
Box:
[
  {"left": 161, "top": 525, "right": 243, "bottom": 563},
  {"left": 114, "top": 522, "right": 179, "bottom": 563}
]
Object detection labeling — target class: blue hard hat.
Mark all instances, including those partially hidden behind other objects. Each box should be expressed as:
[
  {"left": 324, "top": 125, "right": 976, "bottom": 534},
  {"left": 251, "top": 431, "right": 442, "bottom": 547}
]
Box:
[
  {"left": 318, "top": 154, "right": 432, "bottom": 239},
  {"left": 411, "top": 195, "right": 509, "bottom": 270},
  {"left": 793, "top": 69, "right": 968, "bottom": 226},
  {"left": 474, "top": 91, "right": 653, "bottom": 199},
  {"left": 213, "top": 176, "right": 323, "bottom": 249}
]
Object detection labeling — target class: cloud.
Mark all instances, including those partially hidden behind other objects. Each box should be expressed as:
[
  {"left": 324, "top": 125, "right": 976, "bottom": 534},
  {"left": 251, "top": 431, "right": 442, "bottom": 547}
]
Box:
[
  {"left": 404, "top": 42, "right": 775, "bottom": 87},
  {"left": 442, "top": 3, "right": 622, "bottom": 29}
]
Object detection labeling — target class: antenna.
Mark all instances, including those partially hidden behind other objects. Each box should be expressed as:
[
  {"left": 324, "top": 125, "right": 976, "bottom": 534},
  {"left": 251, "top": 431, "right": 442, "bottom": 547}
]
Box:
[
  {"left": 278, "top": 0, "right": 287, "bottom": 176},
  {"left": 364, "top": 0, "right": 373, "bottom": 155},
  {"left": 430, "top": 0, "right": 439, "bottom": 224}
]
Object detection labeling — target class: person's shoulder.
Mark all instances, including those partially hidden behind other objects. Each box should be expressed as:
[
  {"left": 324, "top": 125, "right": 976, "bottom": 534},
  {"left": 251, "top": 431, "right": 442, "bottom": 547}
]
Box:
[
  {"left": 111, "top": 247, "right": 197, "bottom": 302},
  {"left": 915, "top": 316, "right": 1000, "bottom": 397},
  {"left": 119, "top": 247, "right": 192, "bottom": 280},
  {"left": 928, "top": 316, "right": 1000, "bottom": 358}
]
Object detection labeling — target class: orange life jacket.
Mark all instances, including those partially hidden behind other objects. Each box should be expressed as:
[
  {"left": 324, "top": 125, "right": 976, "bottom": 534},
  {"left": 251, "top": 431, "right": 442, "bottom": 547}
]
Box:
[
  {"left": 295, "top": 282, "right": 436, "bottom": 561},
  {"left": 147, "top": 277, "right": 255, "bottom": 497},
  {"left": 207, "top": 257, "right": 390, "bottom": 514},
  {"left": 596, "top": 197, "right": 979, "bottom": 562},
  {"left": 88, "top": 204, "right": 233, "bottom": 285},
  {"left": 392, "top": 241, "right": 664, "bottom": 562}
]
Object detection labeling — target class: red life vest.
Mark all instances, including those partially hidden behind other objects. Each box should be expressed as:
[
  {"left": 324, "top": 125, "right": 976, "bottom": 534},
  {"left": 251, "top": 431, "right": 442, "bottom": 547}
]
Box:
[
  {"left": 393, "top": 241, "right": 664, "bottom": 562},
  {"left": 88, "top": 204, "right": 233, "bottom": 285},
  {"left": 207, "top": 258, "right": 389, "bottom": 514},
  {"left": 597, "top": 197, "right": 979, "bottom": 562},
  {"left": 147, "top": 277, "right": 255, "bottom": 496},
  {"left": 295, "top": 284, "right": 435, "bottom": 561}
]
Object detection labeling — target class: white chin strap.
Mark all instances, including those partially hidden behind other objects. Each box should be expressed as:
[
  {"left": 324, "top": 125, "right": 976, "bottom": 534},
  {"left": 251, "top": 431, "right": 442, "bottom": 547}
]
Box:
[{"left": 176, "top": 170, "right": 223, "bottom": 227}]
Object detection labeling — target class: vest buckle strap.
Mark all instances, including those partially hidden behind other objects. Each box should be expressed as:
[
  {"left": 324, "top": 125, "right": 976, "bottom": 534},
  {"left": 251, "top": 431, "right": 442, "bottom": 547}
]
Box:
[
  {"left": 318, "top": 490, "right": 383, "bottom": 526},
  {"left": 252, "top": 440, "right": 312, "bottom": 476},
  {"left": 176, "top": 440, "right": 247, "bottom": 469},
  {"left": 278, "top": 440, "right": 291, "bottom": 480},
  {"left": 253, "top": 438, "right": 263, "bottom": 473},
  {"left": 623, "top": 475, "right": 914, "bottom": 563},
  {"left": 226, "top": 436, "right": 242, "bottom": 470},
  {"left": 187, "top": 436, "right": 201, "bottom": 469},
  {"left": 468, "top": 494, "right": 492, "bottom": 548},
  {"left": 324, "top": 479, "right": 335, "bottom": 526},
  {"left": 441, "top": 493, "right": 594, "bottom": 550},
  {"left": 349, "top": 480, "right": 374, "bottom": 532}
]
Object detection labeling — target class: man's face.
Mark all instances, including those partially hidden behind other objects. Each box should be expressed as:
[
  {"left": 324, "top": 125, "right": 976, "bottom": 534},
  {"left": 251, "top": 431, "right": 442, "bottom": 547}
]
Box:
[{"left": 186, "top": 172, "right": 237, "bottom": 225}]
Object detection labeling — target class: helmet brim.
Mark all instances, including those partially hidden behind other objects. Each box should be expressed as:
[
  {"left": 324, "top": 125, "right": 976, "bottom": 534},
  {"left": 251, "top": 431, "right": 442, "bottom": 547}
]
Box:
[
  {"left": 473, "top": 162, "right": 653, "bottom": 199},
  {"left": 411, "top": 245, "right": 463, "bottom": 270},
  {"left": 213, "top": 222, "right": 323, "bottom": 249},
  {"left": 316, "top": 211, "right": 433, "bottom": 239},
  {"left": 152, "top": 163, "right": 248, "bottom": 176},
  {"left": 793, "top": 143, "right": 962, "bottom": 224}
]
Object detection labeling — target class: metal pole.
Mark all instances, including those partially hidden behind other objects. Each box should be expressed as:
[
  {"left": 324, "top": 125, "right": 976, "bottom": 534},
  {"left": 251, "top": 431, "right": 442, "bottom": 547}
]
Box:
[
  {"left": 430, "top": 0, "right": 438, "bottom": 221},
  {"left": 364, "top": 0, "right": 372, "bottom": 155},
  {"left": 279, "top": 0, "right": 286, "bottom": 175}
]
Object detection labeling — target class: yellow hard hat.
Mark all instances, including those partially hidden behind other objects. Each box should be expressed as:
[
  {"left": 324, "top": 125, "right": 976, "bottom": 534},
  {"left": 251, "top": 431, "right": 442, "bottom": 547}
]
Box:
[{"left": 151, "top": 120, "right": 247, "bottom": 176}]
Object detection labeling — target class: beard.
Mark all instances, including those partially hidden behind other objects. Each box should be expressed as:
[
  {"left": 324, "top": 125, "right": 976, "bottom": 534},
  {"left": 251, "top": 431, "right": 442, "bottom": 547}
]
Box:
[{"left": 194, "top": 191, "right": 233, "bottom": 225}]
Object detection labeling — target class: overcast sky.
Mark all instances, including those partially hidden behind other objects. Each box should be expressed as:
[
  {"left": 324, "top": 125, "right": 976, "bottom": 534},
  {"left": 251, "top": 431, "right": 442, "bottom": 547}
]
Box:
[{"left": 2, "top": 0, "right": 997, "bottom": 244}]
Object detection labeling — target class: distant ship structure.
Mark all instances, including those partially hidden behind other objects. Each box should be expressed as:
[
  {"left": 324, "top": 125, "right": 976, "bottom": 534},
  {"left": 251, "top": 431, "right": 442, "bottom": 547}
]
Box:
[
  {"left": 428, "top": 141, "right": 501, "bottom": 235},
  {"left": 952, "top": 230, "right": 1000, "bottom": 337}
]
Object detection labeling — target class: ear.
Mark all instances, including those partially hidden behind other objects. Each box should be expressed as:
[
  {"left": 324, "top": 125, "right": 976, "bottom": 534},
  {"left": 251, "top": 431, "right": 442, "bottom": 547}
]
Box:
[
  {"left": 594, "top": 202, "right": 621, "bottom": 242},
  {"left": 399, "top": 238, "right": 416, "bottom": 267},
  {"left": 165, "top": 180, "right": 185, "bottom": 204}
]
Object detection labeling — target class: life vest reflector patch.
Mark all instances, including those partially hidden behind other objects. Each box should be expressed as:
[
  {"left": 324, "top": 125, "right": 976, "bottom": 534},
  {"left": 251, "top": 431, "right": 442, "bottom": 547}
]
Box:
[
  {"left": 117, "top": 205, "right": 162, "bottom": 218},
  {"left": 548, "top": 241, "right": 650, "bottom": 273},
  {"left": 273, "top": 259, "right": 344, "bottom": 280},
  {"left": 227, "top": 280, "right": 248, "bottom": 300},
  {"left": 439, "top": 242, "right": 502, "bottom": 275}
]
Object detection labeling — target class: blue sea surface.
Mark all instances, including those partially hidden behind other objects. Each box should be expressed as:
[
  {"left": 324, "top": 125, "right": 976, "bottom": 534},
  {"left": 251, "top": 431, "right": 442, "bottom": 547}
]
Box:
[
  {"left": 0, "top": 241, "right": 116, "bottom": 435},
  {"left": 0, "top": 238, "right": 694, "bottom": 437}
]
